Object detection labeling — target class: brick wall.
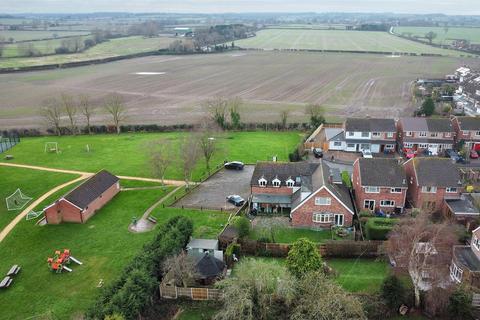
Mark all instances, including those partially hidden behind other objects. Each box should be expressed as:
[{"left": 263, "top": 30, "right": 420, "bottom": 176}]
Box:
[
  {"left": 291, "top": 187, "right": 353, "bottom": 228},
  {"left": 81, "top": 183, "right": 120, "bottom": 222}
]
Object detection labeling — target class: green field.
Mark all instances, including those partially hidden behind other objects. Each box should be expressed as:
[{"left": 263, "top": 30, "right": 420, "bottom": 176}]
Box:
[
  {"left": 0, "top": 36, "right": 175, "bottom": 68},
  {"left": 393, "top": 26, "right": 480, "bottom": 45},
  {"left": 235, "top": 29, "right": 465, "bottom": 56},
  {"left": 0, "top": 30, "right": 91, "bottom": 42},
  {"left": 0, "top": 166, "right": 77, "bottom": 231},
  {"left": 4, "top": 132, "right": 301, "bottom": 180},
  {"left": 1, "top": 35, "right": 91, "bottom": 58}
]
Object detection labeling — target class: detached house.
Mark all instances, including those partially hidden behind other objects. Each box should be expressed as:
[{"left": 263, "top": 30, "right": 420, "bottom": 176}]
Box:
[
  {"left": 403, "top": 158, "right": 462, "bottom": 213},
  {"left": 353, "top": 158, "right": 407, "bottom": 214},
  {"left": 450, "top": 227, "right": 480, "bottom": 287},
  {"left": 250, "top": 161, "right": 355, "bottom": 228},
  {"left": 452, "top": 116, "right": 480, "bottom": 151},
  {"left": 397, "top": 117, "right": 454, "bottom": 155}
]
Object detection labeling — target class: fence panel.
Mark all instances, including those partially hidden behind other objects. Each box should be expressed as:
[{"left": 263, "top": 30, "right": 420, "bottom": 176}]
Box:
[{"left": 160, "top": 284, "right": 223, "bottom": 301}]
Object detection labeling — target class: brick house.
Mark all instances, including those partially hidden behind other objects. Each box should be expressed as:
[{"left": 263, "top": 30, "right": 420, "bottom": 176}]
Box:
[
  {"left": 444, "top": 194, "right": 480, "bottom": 230},
  {"left": 397, "top": 117, "right": 454, "bottom": 155},
  {"left": 353, "top": 158, "right": 407, "bottom": 214},
  {"left": 403, "top": 158, "right": 462, "bottom": 213},
  {"left": 450, "top": 227, "right": 480, "bottom": 287},
  {"left": 250, "top": 161, "right": 355, "bottom": 228},
  {"left": 44, "top": 170, "right": 120, "bottom": 224},
  {"left": 452, "top": 116, "right": 480, "bottom": 151}
]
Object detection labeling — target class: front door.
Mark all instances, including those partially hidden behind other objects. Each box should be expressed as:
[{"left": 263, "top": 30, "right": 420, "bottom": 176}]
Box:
[
  {"left": 334, "top": 214, "right": 344, "bottom": 226},
  {"left": 364, "top": 200, "right": 375, "bottom": 211}
]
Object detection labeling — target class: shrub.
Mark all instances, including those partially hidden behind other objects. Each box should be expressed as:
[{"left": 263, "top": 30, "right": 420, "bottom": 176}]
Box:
[
  {"left": 381, "top": 275, "right": 405, "bottom": 309},
  {"left": 448, "top": 286, "right": 473, "bottom": 320},
  {"left": 225, "top": 243, "right": 240, "bottom": 258},
  {"left": 286, "top": 238, "right": 322, "bottom": 278},
  {"left": 365, "top": 218, "right": 398, "bottom": 240},
  {"left": 341, "top": 171, "right": 352, "bottom": 188},
  {"left": 232, "top": 216, "right": 250, "bottom": 238}
]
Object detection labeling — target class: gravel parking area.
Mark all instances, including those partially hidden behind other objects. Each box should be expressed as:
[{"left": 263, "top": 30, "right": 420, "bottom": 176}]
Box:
[{"left": 175, "top": 165, "right": 254, "bottom": 211}]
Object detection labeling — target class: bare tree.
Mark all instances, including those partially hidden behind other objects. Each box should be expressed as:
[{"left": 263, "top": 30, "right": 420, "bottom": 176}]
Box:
[
  {"left": 280, "top": 110, "right": 289, "bottom": 130},
  {"left": 162, "top": 252, "right": 198, "bottom": 288},
  {"left": 180, "top": 134, "right": 200, "bottom": 186},
  {"left": 148, "top": 138, "right": 173, "bottom": 185},
  {"left": 60, "top": 93, "right": 77, "bottom": 135},
  {"left": 203, "top": 97, "right": 228, "bottom": 129},
  {"left": 79, "top": 94, "right": 94, "bottom": 134},
  {"left": 197, "top": 122, "right": 218, "bottom": 171},
  {"left": 386, "top": 213, "right": 458, "bottom": 308},
  {"left": 40, "top": 98, "right": 63, "bottom": 136},
  {"left": 104, "top": 93, "right": 126, "bottom": 134}
]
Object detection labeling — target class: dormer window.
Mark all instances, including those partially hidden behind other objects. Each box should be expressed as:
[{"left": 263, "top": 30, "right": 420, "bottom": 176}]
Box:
[
  {"left": 419, "top": 132, "right": 427, "bottom": 137},
  {"left": 286, "top": 179, "right": 295, "bottom": 187},
  {"left": 258, "top": 178, "right": 267, "bottom": 187},
  {"left": 272, "top": 178, "right": 281, "bottom": 188},
  {"left": 372, "top": 132, "right": 381, "bottom": 137}
]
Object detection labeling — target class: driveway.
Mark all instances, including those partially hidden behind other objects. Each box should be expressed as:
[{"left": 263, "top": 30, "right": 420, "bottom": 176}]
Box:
[{"left": 174, "top": 165, "right": 254, "bottom": 211}]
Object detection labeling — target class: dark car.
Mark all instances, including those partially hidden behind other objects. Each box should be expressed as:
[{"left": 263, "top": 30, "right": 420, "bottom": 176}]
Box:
[
  {"left": 224, "top": 161, "right": 244, "bottom": 170},
  {"left": 446, "top": 149, "right": 467, "bottom": 164},
  {"left": 226, "top": 195, "right": 245, "bottom": 207},
  {"left": 313, "top": 148, "right": 323, "bottom": 158}
]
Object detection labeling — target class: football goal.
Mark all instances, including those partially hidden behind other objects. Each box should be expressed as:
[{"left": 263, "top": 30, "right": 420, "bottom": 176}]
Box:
[
  {"left": 26, "top": 210, "right": 43, "bottom": 221},
  {"left": 5, "top": 189, "right": 32, "bottom": 211},
  {"left": 44, "top": 142, "right": 59, "bottom": 154}
]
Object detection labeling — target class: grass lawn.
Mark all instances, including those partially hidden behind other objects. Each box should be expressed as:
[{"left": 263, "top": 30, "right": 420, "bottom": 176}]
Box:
[
  {"left": 177, "top": 302, "right": 220, "bottom": 320},
  {"left": 249, "top": 226, "right": 334, "bottom": 244},
  {"left": 327, "top": 258, "right": 389, "bottom": 294},
  {"left": 0, "top": 166, "right": 78, "bottom": 231},
  {"left": 235, "top": 29, "right": 464, "bottom": 56},
  {"left": 393, "top": 26, "right": 480, "bottom": 46},
  {"left": 0, "top": 184, "right": 226, "bottom": 319},
  {"left": 3, "top": 131, "right": 301, "bottom": 180}
]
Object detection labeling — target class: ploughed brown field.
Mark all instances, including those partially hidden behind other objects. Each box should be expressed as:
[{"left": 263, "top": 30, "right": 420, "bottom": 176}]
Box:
[{"left": 0, "top": 51, "right": 477, "bottom": 129}]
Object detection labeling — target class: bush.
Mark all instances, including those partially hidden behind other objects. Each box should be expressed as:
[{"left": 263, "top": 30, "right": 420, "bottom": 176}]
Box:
[
  {"left": 286, "top": 238, "right": 322, "bottom": 278},
  {"left": 448, "top": 286, "right": 473, "bottom": 320},
  {"left": 233, "top": 216, "right": 251, "bottom": 238},
  {"left": 381, "top": 275, "right": 405, "bottom": 309},
  {"left": 341, "top": 171, "right": 352, "bottom": 188},
  {"left": 365, "top": 218, "right": 398, "bottom": 240}
]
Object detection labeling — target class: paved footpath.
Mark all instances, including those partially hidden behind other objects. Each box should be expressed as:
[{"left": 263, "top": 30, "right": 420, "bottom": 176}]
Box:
[{"left": 0, "top": 162, "right": 188, "bottom": 243}]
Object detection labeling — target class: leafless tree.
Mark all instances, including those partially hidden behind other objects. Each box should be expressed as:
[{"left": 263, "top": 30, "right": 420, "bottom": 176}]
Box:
[
  {"left": 203, "top": 97, "right": 228, "bottom": 129},
  {"left": 104, "top": 93, "right": 126, "bottom": 134},
  {"left": 386, "top": 213, "right": 458, "bottom": 308},
  {"left": 148, "top": 138, "right": 173, "bottom": 185},
  {"left": 78, "top": 94, "right": 94, "bottom": 134},
  {"left": 280, "top": 110, "right": 289, "bottom": 130},
  {"left": 180, "top": 134, "right": 200, "bottom": 186},
  {"left": 40, "top": 98, "right": 63, "bottom": 136},
  {"left": 197, "top": 122, "right": 218, "bottom": 171},
  {"left": 60, "top": 93, "right": 77, "bottom": 135},
  {"left": 162, "top": 252, "right": 198, "bottom": 288}
]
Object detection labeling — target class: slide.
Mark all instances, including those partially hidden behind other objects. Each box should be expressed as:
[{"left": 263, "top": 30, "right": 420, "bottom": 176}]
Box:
[
  {"left": 70, "top": 256, "right": 83, "bottom": 265},
  {"left": 63, "top": 266, "right": 73, "bottom": 272}
]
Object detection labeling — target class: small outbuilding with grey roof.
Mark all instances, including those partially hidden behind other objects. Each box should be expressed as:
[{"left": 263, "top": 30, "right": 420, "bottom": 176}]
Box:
[{"left": 44, "top": 170, "right": 120, "bottom": 224}]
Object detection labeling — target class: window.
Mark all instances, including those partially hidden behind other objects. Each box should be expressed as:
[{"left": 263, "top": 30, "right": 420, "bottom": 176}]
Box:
[
  {"left": 419, "top": 143, "right": 428, "bottom": 148},
  {"left": 272, "top": 179, "right": 281, "bottom": 187},
  {"left": 365, "top": 186, "right": 380, "bottom": 193},
  {"left": 334, "top": 214, "right": 344, "bottom": 226},
  {"left": 476, "top": 131, "right": 480, "bottom": 136},
  {"left": 391, "top": 188, "right": 402, "bottom": 193},
  {"left": 361, "top": 132, "right": 369, "bottom": 137},
  {"left": 258, "top": 178, "right": 267, "bottom": 187},
  {"left": 450, "top": 262, "right": 463, "bottom": 283},
  {"left": 312, "top": 213, "right": 332, "bottom": 223},
  {"left": 473, "top": 235, "right": 480, "bottom": 251},
  {"left": 421, "top": 186, "right": 437, "bottom": 193},
  {"left": 446, "top": 187, "right": 457, "bottom": 193},
  {"left": 348, "top": 131, "right": 354, "bottom": 136},
  {"left": 333, "top": 141, "right": 342, "bottom": 147},
  {"left": 315, "top": 197, "right": 331, "bottom": 206},
  {"left": 430, "top": 132, "right": 438, "bottom": 138},
  {"left": 406, "top": 131, "right": 413, "bottom": 137},
  {"left": 404, "top": 142, "right": 413, "bottom": 148},
  {"left": 463, "top": 130, "right": 470, "bottom": 135},
  {"left": 387, "top": 132, "right": 394, "bottom": 138},
  {"left": 347, "top": 143, "right": 355, "bottom": 148},
  {"left": 372, "top": 132, "right": 381, "bottom": 137},
  {"left": 385, "top": 144, "right": 395, "bottom": 149},
  {"left": 419, "top": 132, "right": 427, "bottom": 137},
  {"left": 445, "top": 132, "right": 451, "bottom": 137},
  {"left": 380, "top": 200, "right": 395, "bottom": 207},
  {"left": 286, "top": 179, "right": 295, "bottom": 187}
]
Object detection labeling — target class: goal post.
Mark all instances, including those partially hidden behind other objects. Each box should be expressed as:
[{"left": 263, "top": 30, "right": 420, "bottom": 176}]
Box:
[
  {"left": 5, "top": 189, "right": 32, "bottom": 211},
  {"left": 26, "top": 210, "right": 43, "bottom": 221},
  {"left": 44, "top": 142, "right": 59, "bottom": 154}
]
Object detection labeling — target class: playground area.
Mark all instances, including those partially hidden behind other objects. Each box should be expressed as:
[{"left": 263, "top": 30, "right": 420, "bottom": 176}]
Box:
[{"left": 47, "top": 249, "right": 83, "bottom": 273}]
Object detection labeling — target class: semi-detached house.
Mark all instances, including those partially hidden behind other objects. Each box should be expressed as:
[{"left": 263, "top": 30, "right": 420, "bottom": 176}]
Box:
[{"left": 452, "top": 116, "right": 480, "bottom": 151}]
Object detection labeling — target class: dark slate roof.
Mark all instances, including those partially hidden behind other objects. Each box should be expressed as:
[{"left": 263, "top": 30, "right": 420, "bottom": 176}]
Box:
[
  {"left": 251, "top": 162, "right": 319, "bottom": 188},
  {"left": 194, "top": 253, "right": 225, "bottom": 279},
  {"left": 400, "top": 117, "right": 454, "bottom": 133},
  {"left": 411, "top": 158, "right": 461, "bottom": 187},
  {"left": 345, "top": 118, "right": 396, "bottom": 132},
  {"left": 456, "top": 116, "right": 480, "bottom": 131},
  {"left": 454, "top": 246, "right": 480, "bottom": 272},
  {"left": 402, "top": 138, "right": 454, "bottom": 144},
  {"left": 400, "top": 117, "right": 428, "bottom": 132},
  {"left": 64, "top": 170, "right": 119, "bottom": 209},
  {"left": 319, "top": 161, "right": 355, "bottom": 213},
  {"left": 425, "top": 118, "right": 453, "bottom": 132},
  {"left": 358, "top": 158, "right": 407, "bottom": 188},
  {"left": 445, "top": 195, "right": 480, "bottom": 215}
]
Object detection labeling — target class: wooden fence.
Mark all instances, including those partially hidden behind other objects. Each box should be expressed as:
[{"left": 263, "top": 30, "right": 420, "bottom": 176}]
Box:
[{"left": 160, "top": 284, "right": 223, "bottom": 301}]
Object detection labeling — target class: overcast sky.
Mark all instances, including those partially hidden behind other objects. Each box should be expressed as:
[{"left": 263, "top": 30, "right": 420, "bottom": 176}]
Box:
[{"left": 1, "top": 0, "right": 479, "bottom": 15}]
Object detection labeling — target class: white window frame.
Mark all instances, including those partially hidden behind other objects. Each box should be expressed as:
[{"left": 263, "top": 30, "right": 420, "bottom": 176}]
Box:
[
  {"left": 380, "top": 200, "right": 395, "bottom": 207},
  {"left": 419, "top": 132, "right": 427, "bottom": 137},
  {"left": 347, "top": 131, "right": 354, "bottom": 136},
  {"left": 406, "top": 131, "right": 413, "bottom": 137},
  {"left": 333, "top": 141, "right": 342, "bottom": 147},
  {"left": 286, "top": 179, "right": 295, "bottom": 187},
  {"left": 272, "top": 178, "right": 281, "bottom": 188},
  {"left": 315, "top": 197, "right": 331, "bottom": 206},
  {"left": 385, "top": 144, "right": 395, "bottom": 149},
  {"left": 421, "top": 186, "right": 437, "bottom": 193},
  {"left": 334, "top": 214, "right": 344, "bottom": 226},
  {"left": 312, "top": 213, "right": 332, "bottom": 223},
  {"left": 361, "top": 132, "right": 369, "bottom": 137},
  {"left": 446, "top": 187, "right": 457, "bottom": 193},
  {"left": 347, "top": 143, "right": 355, "bottom": 148},
  {"left": 450, "top": 262, "right": 463, "bottom": 283},
  {"left": 391, "top": 188, "right": 402, "bottom": 193},
  {"left": 419, "top": 143, "right": 428, "bottom": 148},
  {"left": 445, "top": 132, "right": 451, "bottom": 137},
  {"left": 364, "top": 199, "right": 375, "bottom": 210},
  {"left": 387, "top": 132, "right": 394, "bottom": 138},
  {"left": 365, "top": 186, "right": 380, "bottom": 193},
  {"left": 476, "top": 131, "right": 480, "bottom": 136},
  {"left": 404, "top": 142, "right": 413, "bottom": 148},
  {"left": 430, "top": 132, "right": 438, "bottom": 138},
  {"left": 372, "top": 132, "right": 381, "bottom": 137},
  {"left": 258, "top": 178, "right": 267, "bottom": 187}
]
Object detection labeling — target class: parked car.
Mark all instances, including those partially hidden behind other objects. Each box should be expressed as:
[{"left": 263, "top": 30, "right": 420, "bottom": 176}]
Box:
[
  {"left": 224, "top": 161, "right": 244, "bottom": 170},
  {"left": 362, "top": 150, "right": 373, "bottom": 159},
  {"left": 313, "top": 148, "right": 323, "bottom": 158},
  {"left": 470, "top": 150, "right": 479, "bottom": 159},
  {"left": 226, "top": 195, "right": 245, "bottom": 207},
  {"left": 404, "top": 148, "right": 417, "bottom": 159},
  {"left": 446, "top": 149, "right": 467, "bottom": 164}
]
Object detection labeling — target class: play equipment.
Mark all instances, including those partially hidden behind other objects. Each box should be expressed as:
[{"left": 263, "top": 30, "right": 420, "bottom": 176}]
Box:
[
  {"left": 5, "top": 189, "right": 32, "bottom": 211},
  {"left": 47, "top": 249, "right": 82, "bottom": 273},
  {"left": 26, "top": 210, "right": 43, "bottom": 221},
  {"left": 44, "top": 142, "right": 59, "bottom": 154}
]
